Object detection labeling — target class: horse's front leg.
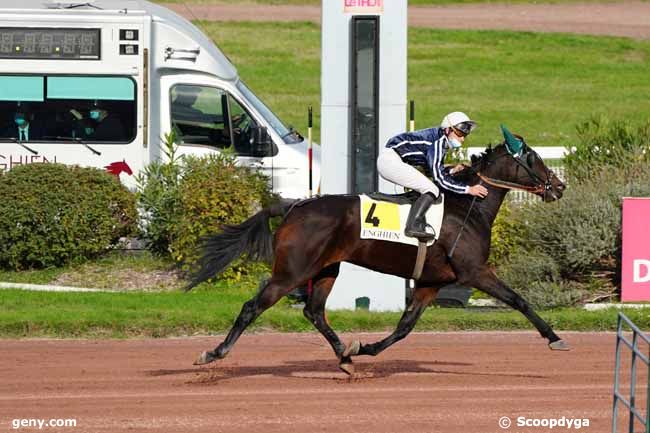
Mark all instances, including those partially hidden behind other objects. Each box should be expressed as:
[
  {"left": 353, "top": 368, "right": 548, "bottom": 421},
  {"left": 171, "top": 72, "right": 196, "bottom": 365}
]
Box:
[
  {"left": 302, "top": 264, "right": 359, "bottom": 375},
  {"left": 468, "top": 266, "right": 570, "bottom": 350},
  {"left": 348, "top": 286, "right": 439, "bottom": 358}
]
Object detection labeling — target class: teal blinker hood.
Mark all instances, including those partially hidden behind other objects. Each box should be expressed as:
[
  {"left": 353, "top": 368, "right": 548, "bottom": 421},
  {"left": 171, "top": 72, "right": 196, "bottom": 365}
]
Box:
[{"left": 501, "top": 124, "right": 524, "bottom": 156}]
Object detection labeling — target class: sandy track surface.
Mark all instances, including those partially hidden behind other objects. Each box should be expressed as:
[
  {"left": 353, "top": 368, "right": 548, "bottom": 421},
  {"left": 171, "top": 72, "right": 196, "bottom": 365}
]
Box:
[
  {"left": 0, "top": 331, "right": 644, "bottom": 432},
  {"left": 167, "top": 2, "right": 650, "bottom": 40}
]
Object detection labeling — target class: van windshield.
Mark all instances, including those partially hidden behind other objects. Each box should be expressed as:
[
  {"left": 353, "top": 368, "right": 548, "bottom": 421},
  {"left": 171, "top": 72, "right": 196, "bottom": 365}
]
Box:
[
  {"left": 236, "top": 81, "right": 301, "bottom": 144},
  {"left": 0, "top": 75, "right": 136, "bottom": 144}
]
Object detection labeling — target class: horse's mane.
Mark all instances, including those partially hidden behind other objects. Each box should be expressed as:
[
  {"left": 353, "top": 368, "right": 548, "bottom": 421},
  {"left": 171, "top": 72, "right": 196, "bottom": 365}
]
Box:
[
  {"left": 441, "top": 144, "right": 504, "bottom": 203},
  {"left": 448, "top": 144, "right": 499, "bottom": 183}
]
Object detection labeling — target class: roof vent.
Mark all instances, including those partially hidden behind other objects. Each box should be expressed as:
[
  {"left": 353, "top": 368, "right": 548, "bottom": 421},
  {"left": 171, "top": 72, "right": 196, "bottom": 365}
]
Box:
[{"left": 46, "top": 0, "right": 102, "bottom": 10}]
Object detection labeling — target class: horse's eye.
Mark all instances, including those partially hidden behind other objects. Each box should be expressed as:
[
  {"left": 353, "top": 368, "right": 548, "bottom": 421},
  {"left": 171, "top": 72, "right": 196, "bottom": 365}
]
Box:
[{"left": 527, "top": 153, "right": 535, "bottom": 167}]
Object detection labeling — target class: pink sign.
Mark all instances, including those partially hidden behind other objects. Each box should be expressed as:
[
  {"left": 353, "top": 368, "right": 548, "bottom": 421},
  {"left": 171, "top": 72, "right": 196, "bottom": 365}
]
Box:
[
  {"left": 621, "top": 198, "right": 650, "bottom": 301},
  {"left": 344, "top": 0, "right": 383, "bottom": 14}
]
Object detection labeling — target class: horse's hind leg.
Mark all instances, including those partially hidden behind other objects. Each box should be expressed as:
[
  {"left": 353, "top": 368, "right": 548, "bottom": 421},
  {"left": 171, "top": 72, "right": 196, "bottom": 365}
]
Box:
[
  {"left": 351, "top": 286, "right": 439, "bottom": 358},
  {"left": 302, "top": 264, "right": 356, "bottom": 374},
  {"left": 194, "top": 276, "right": 296, "bottom": 365}
]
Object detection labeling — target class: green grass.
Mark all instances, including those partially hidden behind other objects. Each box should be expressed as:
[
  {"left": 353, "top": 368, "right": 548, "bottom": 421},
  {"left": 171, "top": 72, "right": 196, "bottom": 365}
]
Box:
[
  {"left": 196, "top": 21, "right": 650, "bottom": 148},
  {"left": 0, "top": 252, "right": 180, "bottom": 289},
  {"left": 0, "top": 267, "right": 65, "bottom": 285},
  {"left": 0, "top": 253, "right": 644, "bottom": 337},
  {"left": 1, "top": 287, "right": 648, "bottom": 338}
]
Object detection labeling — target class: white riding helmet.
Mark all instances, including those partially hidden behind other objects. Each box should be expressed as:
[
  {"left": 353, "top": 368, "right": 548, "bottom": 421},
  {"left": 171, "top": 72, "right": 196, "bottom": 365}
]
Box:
[{"left": 441, "top": 112, "right": 478, "bottom": 136}]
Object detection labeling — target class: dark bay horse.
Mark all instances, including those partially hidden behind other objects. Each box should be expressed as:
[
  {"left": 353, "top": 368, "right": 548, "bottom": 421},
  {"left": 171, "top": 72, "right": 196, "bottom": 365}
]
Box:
[{"left": 187, "top": 136, "right": 568, "bottom": 374}]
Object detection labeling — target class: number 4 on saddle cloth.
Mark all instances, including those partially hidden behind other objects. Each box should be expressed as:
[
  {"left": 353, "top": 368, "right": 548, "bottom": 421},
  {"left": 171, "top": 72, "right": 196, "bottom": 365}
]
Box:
[{"left": 359, "top": 192, "right": 444, "bottom": 247}]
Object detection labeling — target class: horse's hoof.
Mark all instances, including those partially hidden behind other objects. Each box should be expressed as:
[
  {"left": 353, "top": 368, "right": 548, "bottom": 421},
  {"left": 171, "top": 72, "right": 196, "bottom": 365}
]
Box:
[
  {"left": 339, "top": 361, "right": 355, "bottom": 376},
  {"left": 549, "top": 340, "right": 571, "bottom": 351},
  {"left": 194, "top": 350, "right": 216, "bottom": 365},
  {"left": 343, "top": 340, "right": 361, "bottom": 357}
]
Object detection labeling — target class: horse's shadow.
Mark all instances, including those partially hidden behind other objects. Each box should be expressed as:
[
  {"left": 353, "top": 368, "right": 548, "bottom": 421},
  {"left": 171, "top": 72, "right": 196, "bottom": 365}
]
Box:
[{"left": 147, "top": 359, "right": 548, "bottom": 385}]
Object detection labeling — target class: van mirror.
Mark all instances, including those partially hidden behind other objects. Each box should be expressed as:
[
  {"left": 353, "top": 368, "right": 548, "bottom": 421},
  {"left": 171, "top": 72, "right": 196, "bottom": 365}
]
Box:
[{"left": 250, "top": 125, "right": 276, "bottom": 157}]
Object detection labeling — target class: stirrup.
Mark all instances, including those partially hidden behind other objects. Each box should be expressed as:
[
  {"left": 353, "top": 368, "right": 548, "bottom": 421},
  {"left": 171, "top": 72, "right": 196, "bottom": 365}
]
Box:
[{"left": 405, "top": 224, "right": 435, "bottom": 241}]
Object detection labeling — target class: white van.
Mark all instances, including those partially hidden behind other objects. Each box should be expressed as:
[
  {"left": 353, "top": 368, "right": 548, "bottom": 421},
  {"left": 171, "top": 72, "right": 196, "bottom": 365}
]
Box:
[{"left": 0, "top": 0, "right": 320, "bottom": 198}]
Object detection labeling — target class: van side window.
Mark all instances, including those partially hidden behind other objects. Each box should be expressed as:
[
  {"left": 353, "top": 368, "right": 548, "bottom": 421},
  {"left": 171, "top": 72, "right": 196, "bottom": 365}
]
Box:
[
  {"left": 170, "top": 84, "right": 275, "bottom": 157},
  {"left": 0, "top": 75, "right": 136, "bottom": 144},
  {"left": 171, "top": 85, "right": 230, "bottom": 148}
]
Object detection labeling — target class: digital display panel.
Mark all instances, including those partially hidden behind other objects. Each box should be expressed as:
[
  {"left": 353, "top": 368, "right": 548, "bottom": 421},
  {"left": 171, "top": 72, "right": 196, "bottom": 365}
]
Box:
[{"left": 0, "top": 28, "right": 100, "bottom": 60}]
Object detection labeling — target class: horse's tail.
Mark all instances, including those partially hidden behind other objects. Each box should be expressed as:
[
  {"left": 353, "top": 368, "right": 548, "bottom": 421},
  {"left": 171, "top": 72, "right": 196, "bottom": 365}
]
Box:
[{"left": 184, "top": 199, "right": 296, "bottom": 291}]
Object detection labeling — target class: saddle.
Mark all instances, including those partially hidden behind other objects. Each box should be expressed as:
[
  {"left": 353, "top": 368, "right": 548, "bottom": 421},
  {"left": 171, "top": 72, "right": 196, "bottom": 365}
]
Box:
[
  {"left": 367, "top": 190, "right": 443, "bottom": 206},
  {"left": 358, "top": 192, "right": 445, "bottom": 281}
]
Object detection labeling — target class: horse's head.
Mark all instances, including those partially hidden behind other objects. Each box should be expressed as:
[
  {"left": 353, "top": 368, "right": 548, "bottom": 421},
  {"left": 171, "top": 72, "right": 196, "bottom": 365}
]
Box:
[
  {"left": 472, "top": 125, "right": 565, "bottom": 202},
  {"left": 104, "top": 160, "right": 133, "bottom": 177}
]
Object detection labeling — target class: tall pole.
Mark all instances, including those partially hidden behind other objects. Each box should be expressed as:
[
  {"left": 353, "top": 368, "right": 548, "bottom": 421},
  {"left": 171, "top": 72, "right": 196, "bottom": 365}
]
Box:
[
  {"left": 307, "top": 106, "right": 314, "bottom": 297},
  {"left": 308, "top": 106, "right": 313, "bottom": 198}
]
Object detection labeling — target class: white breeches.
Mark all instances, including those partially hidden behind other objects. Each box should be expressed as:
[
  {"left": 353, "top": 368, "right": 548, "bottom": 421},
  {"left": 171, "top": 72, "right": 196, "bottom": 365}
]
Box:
[{"left": 377, "top": 148, "right": 440, "bottom": 196}]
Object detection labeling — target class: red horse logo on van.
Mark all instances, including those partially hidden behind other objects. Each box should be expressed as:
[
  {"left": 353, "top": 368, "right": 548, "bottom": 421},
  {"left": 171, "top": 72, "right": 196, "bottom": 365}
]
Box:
[{"left": 104, "top": 160, "right": 133, "bottom": 178}]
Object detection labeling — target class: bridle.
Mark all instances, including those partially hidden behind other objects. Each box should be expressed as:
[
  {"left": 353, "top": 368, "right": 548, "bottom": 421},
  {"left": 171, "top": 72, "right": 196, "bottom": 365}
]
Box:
[
  {"left": 448, "top": 142, "right": 555, "bottom": 259},
  {"left": 467, "top": 144, "right": 555, "bottom": 197},
  {"left": 448, "top": 141, "right": 556, "bottom": 260}
]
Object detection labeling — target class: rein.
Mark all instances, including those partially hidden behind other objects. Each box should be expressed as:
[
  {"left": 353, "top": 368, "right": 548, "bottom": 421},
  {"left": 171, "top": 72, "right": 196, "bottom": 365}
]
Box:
[
  {"left": 460, "top": 145, "right": 550, "bottom": 195},
  {"left": 476, "top": 172, "right": 546, "bottom": 194}
]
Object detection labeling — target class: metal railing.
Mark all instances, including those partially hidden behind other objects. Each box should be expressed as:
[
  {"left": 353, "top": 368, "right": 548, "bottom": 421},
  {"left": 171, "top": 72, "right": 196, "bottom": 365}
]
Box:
[{"left": 613, "top": 312, "right": 650, "bottom": 433}]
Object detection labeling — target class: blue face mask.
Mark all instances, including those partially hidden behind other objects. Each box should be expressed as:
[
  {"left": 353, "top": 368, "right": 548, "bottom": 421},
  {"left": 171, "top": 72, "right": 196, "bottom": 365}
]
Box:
[
  {"left": 89, "top": 110, "right": 101, "bottom": 120},
  {"left": 448, "top": 137, "right": 462, "bottom": 149},
  {"left": 14, "top": 114, "right": 26, "bottom": 126}
]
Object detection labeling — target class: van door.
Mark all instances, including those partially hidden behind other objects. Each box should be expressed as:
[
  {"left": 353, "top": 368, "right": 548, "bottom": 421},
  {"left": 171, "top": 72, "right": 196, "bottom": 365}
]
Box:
[{"left": 159, "top": 76, "right": 283, "bottom": 190}]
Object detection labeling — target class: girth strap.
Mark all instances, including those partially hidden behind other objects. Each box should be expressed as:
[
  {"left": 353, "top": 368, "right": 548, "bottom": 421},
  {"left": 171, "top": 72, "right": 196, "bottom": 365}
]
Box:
[{"left": 412, "top": 241, "right": 428, "bottom": 280}]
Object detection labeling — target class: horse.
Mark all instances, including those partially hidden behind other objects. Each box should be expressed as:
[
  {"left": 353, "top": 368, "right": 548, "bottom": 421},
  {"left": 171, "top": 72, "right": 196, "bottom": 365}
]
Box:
[{"left": 186, "top": 131, "right": 568, "bottom": 375}]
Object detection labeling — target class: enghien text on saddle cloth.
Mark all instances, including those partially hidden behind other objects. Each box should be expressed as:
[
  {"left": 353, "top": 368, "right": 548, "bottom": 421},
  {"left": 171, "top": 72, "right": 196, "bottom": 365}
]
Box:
[{"left": 358, "top": 195, "right": 444, "bottom": 247}]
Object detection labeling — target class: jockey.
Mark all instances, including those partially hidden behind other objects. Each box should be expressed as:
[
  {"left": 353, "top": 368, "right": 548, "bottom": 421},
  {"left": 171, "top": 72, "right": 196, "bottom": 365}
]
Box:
[{"left": 377, "top": 111, "right": 489, "bottom": 241}]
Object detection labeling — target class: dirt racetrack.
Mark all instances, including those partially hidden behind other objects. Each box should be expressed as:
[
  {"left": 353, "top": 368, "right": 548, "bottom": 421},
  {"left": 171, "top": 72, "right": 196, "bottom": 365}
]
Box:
[
  {"left": 168, "top": 1, "right": 650, "bottom": 40},
  {"left": 1, "top": 331, "right": 646, "bottom": 432}
]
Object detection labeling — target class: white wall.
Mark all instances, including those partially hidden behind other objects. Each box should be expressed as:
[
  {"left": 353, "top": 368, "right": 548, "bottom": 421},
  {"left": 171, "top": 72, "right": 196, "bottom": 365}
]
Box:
[{"left": 321, "top": 0, "right": 408, "bottom": 312}]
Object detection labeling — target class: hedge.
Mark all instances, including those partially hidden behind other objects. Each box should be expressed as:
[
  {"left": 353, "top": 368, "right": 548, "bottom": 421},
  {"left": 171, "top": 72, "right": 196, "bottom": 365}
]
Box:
[
  {"left": 137, "top": 135, "right": 276, "bottom": 282},
  {"left": 0, "top": 163, "right": 138, "bottom": 270}
]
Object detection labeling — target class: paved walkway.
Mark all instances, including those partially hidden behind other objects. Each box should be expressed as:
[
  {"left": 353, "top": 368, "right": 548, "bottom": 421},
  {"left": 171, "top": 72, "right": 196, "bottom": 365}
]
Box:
[{"left": 167, "top": 1, "right": 650, "bottom": 40}]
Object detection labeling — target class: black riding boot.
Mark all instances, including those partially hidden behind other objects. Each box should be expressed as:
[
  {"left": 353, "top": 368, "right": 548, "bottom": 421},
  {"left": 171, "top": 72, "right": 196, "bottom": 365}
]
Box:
[{"left": 404, "top": 192, "right": 437, "bottom": 241}]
